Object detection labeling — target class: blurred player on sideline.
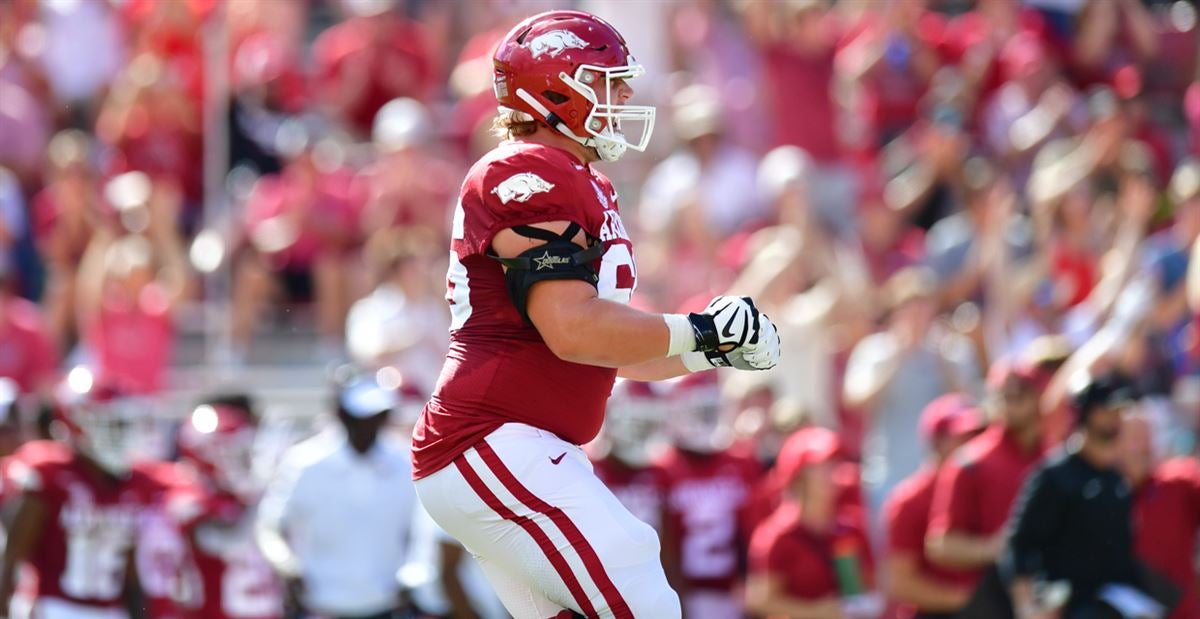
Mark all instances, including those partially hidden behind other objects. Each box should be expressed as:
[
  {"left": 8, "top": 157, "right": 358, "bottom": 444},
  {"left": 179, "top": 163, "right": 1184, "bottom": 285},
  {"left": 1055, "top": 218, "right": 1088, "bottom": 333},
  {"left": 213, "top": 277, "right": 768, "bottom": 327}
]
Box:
[
  {"left": 657, "top": 373, "right": 762, "bottom": 619},
  {"left": 410, "top": 9, "right": 780, "bottom": 618},
  {"left": 0, "top": 373, "right": 163, "bottom": 619},
  {"left": 140, "top": 402, "right": 281, "bottom": 619},
  {"left": 590, "top": 380, "right": 669, "bottom": 531}
]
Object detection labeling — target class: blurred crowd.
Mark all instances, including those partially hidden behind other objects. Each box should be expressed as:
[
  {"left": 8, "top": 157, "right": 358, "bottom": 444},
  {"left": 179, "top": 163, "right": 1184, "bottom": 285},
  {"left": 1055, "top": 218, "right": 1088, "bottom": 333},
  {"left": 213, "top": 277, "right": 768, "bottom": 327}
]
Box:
[{"left": 1, "top": 0, "right": 1200, "bottom": 617}]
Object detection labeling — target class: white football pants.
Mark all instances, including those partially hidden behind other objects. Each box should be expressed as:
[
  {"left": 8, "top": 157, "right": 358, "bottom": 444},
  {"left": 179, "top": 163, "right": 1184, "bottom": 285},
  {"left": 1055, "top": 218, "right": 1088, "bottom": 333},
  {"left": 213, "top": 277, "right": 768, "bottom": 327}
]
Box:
[{"left": 415, "top": 423, "right": 681, "bottom": 619}]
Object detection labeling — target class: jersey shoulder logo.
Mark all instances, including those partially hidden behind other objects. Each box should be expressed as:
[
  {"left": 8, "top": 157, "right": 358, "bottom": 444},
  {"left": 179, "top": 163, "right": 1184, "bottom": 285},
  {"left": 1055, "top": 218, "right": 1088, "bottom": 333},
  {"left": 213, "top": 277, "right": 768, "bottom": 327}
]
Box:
[
  {"left": 528, "top": 30, "right": 588, "bottom": 58},
  {"left": 492, "top": 172, "right": 555, "bottom": 204}
]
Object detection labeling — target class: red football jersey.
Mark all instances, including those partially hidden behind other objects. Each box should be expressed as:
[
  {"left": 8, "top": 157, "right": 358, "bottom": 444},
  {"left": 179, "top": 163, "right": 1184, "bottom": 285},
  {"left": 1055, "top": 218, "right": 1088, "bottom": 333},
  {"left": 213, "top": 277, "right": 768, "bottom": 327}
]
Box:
[
  {"left": 165, "top": 479, "right": 283, "bottom": 619},
  {"left": 657, "top": 447, "right": 763, "bottom": 592},
  {"left": 6, "top": 441, "right": 163, "bottom": 609},
  {"left": 591, "top": 456, "right": 668, "bottom": 532},
  {"left": 135, "top": 461, "right": 195, "bottom": 619},
  {"left": 412, "top": 141, "right": 638, "bottom": 479}
]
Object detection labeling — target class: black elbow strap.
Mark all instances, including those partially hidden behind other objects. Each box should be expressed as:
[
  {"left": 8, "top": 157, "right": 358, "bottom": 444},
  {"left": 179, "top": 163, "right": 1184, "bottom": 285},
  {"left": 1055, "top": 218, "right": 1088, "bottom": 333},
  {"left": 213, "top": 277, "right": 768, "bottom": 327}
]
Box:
[{"left": 492, "top": 223, "right": 604, "bottom": 324}]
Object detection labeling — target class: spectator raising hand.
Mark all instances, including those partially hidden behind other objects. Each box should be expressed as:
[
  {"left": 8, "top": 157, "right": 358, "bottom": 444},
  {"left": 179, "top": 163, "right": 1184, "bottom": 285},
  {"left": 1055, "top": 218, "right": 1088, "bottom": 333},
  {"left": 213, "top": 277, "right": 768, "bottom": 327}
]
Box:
[{"left": 76, "top": 174, "right": 189, "bottom": 395}]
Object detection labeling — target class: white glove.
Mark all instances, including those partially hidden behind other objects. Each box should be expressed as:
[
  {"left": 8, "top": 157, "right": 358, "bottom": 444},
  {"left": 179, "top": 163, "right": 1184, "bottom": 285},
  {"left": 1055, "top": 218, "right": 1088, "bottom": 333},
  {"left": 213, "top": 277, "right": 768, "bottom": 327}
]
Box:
[
  {"left": 686, "top": 296, "right": 757, "bottom": 353},
  {"left": 739, "top": 311, "right": 780, "bottom": 370},
  {"left": 681, "top": 296, "right": 779, "bottom": 371}
]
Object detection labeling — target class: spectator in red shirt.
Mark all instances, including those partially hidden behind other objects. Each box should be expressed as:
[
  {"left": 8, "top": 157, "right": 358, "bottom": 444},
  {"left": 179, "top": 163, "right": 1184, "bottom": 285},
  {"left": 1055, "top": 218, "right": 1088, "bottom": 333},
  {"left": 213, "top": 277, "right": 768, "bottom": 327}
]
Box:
[
  {"left": 739, "top": 0, "right": 860, "bottom": 235},
  {"left": 76, "top": 175, "right": 189, "bottom": 395},
  {"left": 32, "top": 130, "right": 103, "bottom": 351},
  {"left": 0, "top": 267, "right": 58, "bottom": 395},
  {"left": 312, "top": 0, "right": 435, "bottom": 137},
  {"left": 232, "top": 124, "right": 366, "bottom": 357},
  {"left": 746, "top": 427, "right": 881, "bottom": 619},
  {"left": 837, "top": 0, "right": 941, "bottom": 150},
  {"left": 95, "top": 54, "right": 204, "bottom": 211},
  {"left": 925, "top": 361, "right": 1045, "bottom": 589},
  {"left": 883, "top": 393, "right": 985, "bottom": 619},
  {"left": 360, "top": 97, "right": 460, "bottom": 241},
  {"left": 1121, "top": 411, "right": 1200, "bottom": 619}
]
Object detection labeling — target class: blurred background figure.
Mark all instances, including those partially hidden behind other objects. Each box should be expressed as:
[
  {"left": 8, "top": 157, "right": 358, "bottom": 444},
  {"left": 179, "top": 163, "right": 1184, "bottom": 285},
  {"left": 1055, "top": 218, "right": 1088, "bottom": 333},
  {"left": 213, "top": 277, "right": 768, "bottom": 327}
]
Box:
[
  {"left": 0, "top": 259, "right": 57, "bottom": 396},
  {"left": 883, "top": 393, "right": 985, "bottom": 619},
  {"left": 844, "top": 266, "right": 979, "bottom": 521},
  {"left": 257, "top": 374, "right": 416, "bottom": 619},
  {"left": 1005, "top": 372, "right": 1165, "bottom": 619},
  {"left": 1120, "top": 409, "right": 1200, "bottom": 619},
  {"left": 925, "top": 361, "right": 1046, "bottom": 600},
  {"left": 0, "top": 372, "right": 163, "bottom": 619},
  {"left": 162, "top": 399, "right": 282, "bottom": 619},
  {"left": 746, "top": 427, "right": 881, "bottom": 619},
  {"left": 233, "top": 121, "right": 366, "bottom": 361},
  {"left": 657, "top": 373, "right": 762, "bottom": 619},
  {"left": 345, "top": 230, "right": 447, "bottom": 395},
  {"left": 590, "top": 379, "right": 669, "bottom": 532},
  {"left": 638, "top": 84, "right": 766, "bottom": 307},
  {"left": 77, "top": 172, "right": 189, "bottom": 396}
]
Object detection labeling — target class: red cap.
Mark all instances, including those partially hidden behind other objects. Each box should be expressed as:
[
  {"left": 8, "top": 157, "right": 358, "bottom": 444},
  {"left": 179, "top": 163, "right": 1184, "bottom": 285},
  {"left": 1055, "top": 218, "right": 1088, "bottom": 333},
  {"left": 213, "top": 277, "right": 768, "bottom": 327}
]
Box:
[
  {"left": 775, "top": 427, "right": 840, "bottom": 485},
  {"left": 918, "top": 393, "right": 984, "bottom": 443}
]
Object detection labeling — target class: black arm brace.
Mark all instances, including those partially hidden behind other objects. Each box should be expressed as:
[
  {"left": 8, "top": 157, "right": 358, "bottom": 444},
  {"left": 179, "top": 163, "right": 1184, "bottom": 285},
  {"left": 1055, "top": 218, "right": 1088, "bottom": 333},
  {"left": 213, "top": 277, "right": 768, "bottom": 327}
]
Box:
[{"left": 491, "top": 223, "right": 605, "bottom": 324}]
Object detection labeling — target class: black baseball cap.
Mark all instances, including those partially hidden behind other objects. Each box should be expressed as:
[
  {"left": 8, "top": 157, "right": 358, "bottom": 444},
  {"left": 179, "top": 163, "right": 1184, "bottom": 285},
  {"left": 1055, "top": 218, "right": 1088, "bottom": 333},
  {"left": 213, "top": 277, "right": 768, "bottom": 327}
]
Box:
[{"left": 1072, "top": 371, "right": 1139, "bottom": 424}]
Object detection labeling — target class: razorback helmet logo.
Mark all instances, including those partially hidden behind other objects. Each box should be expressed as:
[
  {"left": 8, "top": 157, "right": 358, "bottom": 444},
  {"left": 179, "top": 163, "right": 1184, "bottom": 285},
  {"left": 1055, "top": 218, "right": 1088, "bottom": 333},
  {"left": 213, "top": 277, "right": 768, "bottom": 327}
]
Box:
[
  {"left": 528, "top": 29, "right": 588, "bottom": 58},
  {"left": 492, "top": 172, "right": 555, "bottom": 204}
]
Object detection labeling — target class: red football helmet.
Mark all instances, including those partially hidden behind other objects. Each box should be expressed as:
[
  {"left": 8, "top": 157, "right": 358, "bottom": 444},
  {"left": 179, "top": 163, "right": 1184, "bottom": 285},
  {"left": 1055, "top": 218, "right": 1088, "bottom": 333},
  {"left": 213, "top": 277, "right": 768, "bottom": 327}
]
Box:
[
  {"left": 177, "top": 404, "right": 260, "bottom": 503},
  {"left": 493, "top": 10, "right": 655, "bottom": 162},
  {"left": 664, "top": 372, "right": 732, "bottom": 454},
  {"left": 602, "top": 379, "right": 665, "bottom": 467},
  {"left": 54, "top": 367, "right": 154, "bottom": 476}
]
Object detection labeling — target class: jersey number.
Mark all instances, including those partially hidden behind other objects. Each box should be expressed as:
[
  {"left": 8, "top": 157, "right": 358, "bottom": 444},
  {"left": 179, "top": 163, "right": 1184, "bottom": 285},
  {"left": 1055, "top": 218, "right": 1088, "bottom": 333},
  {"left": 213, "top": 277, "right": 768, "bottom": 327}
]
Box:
[
  {"left": 681, "top": 515, "right": 737, "bottom": 579},
  {"left": 597, "top": 242, "right": 636, "bottom": 304},
  {"left": 62, "top": 526, "right": 130, "bottom": 600},
  {"left": 223, "top": 550, "right": 280, "bottom": 618},
  {"left": 447, "top": 200, "right": 473, "bottom": 330}
]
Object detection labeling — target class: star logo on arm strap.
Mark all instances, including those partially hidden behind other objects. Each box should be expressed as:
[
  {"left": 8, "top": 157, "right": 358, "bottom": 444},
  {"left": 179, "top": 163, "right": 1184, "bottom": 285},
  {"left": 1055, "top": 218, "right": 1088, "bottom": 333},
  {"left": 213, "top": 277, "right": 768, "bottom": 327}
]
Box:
[
  {"left": 533, "top": 251, "right": 556, "bottom": 271},
  {"left": 532, "top": 250, "right": 571, "bottom": 271}
]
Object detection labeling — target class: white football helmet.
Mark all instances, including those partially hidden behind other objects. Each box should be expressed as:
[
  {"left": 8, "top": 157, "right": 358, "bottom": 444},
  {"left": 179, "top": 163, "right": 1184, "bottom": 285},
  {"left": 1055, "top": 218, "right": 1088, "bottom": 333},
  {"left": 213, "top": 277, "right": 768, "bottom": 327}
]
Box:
[{"left": 664, "top": 372, "right": 732, "bottom": 454}]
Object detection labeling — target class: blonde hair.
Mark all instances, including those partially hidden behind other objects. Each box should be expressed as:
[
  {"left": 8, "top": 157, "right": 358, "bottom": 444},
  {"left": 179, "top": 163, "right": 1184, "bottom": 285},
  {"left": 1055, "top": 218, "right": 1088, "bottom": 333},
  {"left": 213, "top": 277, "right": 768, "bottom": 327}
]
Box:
[{"left": 490, "top": 108, "right": 540, "bottom": 140}]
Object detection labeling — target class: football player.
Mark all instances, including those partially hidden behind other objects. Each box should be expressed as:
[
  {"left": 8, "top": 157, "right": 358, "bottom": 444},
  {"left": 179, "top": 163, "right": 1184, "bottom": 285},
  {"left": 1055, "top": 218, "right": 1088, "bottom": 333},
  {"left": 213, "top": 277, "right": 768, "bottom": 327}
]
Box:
[
  {"left": 656, "top": 373, "right": 762, "bottom": 619},
  {"left": 0, "top": 372, "right": 163, "bottom": 619},
  {"left": 409, "top": 9, "right": 780, "bottom": 618},
  {"left": 155, "top": 402, "right": 282, "bottom": 619},
  {"left": 590, "top": 380, "right": 668, "bottom": 531}
]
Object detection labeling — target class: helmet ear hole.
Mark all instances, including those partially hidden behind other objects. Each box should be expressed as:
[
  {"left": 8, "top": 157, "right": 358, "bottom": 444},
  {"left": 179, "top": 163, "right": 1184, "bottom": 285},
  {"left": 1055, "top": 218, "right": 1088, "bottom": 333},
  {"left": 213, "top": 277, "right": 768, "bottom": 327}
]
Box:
[{"left": 542, "top": 91, "right": 569, "bottom": 105}]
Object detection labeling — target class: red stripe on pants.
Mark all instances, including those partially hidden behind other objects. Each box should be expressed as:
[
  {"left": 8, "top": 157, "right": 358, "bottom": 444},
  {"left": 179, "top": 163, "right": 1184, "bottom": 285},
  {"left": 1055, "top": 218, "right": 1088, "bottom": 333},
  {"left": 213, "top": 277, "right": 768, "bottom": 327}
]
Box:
[
  {"left": 453, "top": 456, "right": 599, "bottom": 618},
  {"left": 476, "top": 441, "right": 635, "bottom": 619}
]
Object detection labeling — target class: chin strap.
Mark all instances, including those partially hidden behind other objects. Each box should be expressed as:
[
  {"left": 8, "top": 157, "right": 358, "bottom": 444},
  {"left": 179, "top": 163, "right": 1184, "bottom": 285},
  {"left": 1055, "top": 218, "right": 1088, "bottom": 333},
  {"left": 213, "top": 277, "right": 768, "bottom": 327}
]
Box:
[{"left": 515, "top": 88, "right": 598, "bottom": 152}]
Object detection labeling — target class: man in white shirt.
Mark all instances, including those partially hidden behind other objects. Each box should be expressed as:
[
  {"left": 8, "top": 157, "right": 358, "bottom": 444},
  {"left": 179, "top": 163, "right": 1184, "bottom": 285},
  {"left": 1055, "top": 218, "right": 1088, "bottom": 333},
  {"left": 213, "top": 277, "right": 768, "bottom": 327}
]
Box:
[{"left": 257, "top": 375, "right": 418, "bottom": 619}]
